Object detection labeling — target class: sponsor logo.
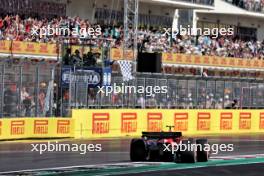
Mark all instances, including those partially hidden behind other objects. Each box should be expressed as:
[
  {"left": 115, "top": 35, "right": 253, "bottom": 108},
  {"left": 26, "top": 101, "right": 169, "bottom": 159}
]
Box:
[
  {"left": 147, "top": 113, "right": 162, "bottom": 132},
  {"left": 34, "top": 120, "right": 49, "bottom": 134},
  {"left": 57, "top": 120, "right": 70, "bottom": 134},
  {"left": 260, "top": 113, "right": 264, "bottom": 130},
  {"left": 26, "top": 43, "right": 36, "bottom": 52},
  {"left": 39, "top": 44, "right": 48, "bottom": 53},
  {"left": 0, "top": 41, "right": 7, "bottom": 50},
  {"left": 121, "top": 113, "right": 137, "bottom": 133},
  {"left": 62, "top": 69, "right": 101, "bottom": 85},
  {"left": 92, "top": 113, "right": 110, "bottom": 134},
  {"left": 197, "top": 113, "right": 211, "bottom": 131},
  {"left": 167, "top": 53, "right": 173, "bottom": 61},
  {"left": 239, "top": 113, "right": 251, "bottom": 130},
  {"left": 246, "top": 60, "right": 251, "bottom": 67},
  {"left": 12, "top": 42, "right": 22, "bottom": 51},
  {"left": 174, "top": 113, "right": 188, "bottom": 131},
  {"left": 220, "top": 113, "right": 233, "bottom": 130},
  {"left": 11, "top": 120, "right": 25, "bottom": 135}
]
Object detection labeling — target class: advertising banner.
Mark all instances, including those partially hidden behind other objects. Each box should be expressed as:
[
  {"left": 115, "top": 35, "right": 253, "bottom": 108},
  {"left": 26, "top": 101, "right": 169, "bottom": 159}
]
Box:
[
  {"left": 162, "top": 53, "right": 264, "bottom": 69},
  {"left": 0, "top": 118, "right": 74, "bottom": 140},
  {"left": 1, "top": 41, "right": 263, "bottom": 70},
  {"left": 2, "top": 110, "right": 264, "bottom": 140},
  {"left": 110, "top": 48, "right": 134, "bottom": 60},
  {"left": 0, "top": 40, "right": 58, "bottom": 57},
  {"left": 61, "top": 66, "right": 102, "bottom": 88},
  {"left": 68, "top": 46, "right": 101, "bottom": 57},
  {"left": 72, "top": 109, "right": 264, "bottom": 138}
]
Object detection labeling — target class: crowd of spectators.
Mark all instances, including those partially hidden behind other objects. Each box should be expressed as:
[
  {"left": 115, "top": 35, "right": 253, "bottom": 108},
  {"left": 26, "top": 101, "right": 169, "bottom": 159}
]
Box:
[
  {"left": 228, "top": 0, "right": 264, "bottom": 13},
  {"left": 138, "top": 29, "right": 264, "bottom": 59},
  {"left": 2, "top": 84, "right": 48, "bottom": 117},
  {"left": 1, "top": 15, "right": 264, "bottom": 60},
  {"left": 63, "top": 49, "right": 99, "bottom": 67}
]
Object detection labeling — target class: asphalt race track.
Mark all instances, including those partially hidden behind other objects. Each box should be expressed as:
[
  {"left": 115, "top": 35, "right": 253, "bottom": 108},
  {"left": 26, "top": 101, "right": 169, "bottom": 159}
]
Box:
[
  {"left": 120, "top": 163, "right": 264, "bottom": 176},
  {"left": 0, "top": 135, "right": 264, "bottom": 175}
]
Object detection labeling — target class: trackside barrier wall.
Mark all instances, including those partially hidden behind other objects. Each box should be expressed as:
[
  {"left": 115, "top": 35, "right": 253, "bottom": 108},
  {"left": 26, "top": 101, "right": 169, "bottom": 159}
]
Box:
[
  {"left": 0, "top": 118, "right": 74, "bottom": 140},
  {"left": 72, "top": 109, "right": 264, "bottom": 138},
  {"left": 1, "top": 109, "right": 264, "bottom": 140}
]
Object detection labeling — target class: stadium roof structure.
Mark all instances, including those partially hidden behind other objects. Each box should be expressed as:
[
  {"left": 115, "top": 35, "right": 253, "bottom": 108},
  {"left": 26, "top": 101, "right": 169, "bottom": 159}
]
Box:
[
  {"left": 195, "top": 0, "right": 264, "bottom": 19},
  {"left": 140, "top": 0, "right": 214, "bottom": 10}
]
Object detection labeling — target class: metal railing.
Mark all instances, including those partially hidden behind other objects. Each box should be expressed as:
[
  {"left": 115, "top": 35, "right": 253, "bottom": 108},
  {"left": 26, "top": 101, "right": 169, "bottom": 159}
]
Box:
[
  {"left": 1, "top": 62, "right": 264, "bottom": 118},
  {"left": 0, "top": 62, "right": 56, "bottom": 118},
  {"left": 63, "top": 71, "right": 264, "bottom": 116}
]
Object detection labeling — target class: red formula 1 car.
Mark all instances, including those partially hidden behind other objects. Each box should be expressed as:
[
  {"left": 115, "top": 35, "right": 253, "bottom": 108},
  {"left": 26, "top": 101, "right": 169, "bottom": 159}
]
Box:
[{"left": 130, "top": 131, "right": 209, "bottom": 163}]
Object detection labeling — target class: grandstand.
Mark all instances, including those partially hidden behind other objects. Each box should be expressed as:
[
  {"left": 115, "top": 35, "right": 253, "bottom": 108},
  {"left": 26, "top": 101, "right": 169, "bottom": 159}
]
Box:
[
  {"left": 2, "top": 2, "right": 264, "bottom": 176},
  {"left": 0, "top": 0, "right": 264, "bottom": 119}
]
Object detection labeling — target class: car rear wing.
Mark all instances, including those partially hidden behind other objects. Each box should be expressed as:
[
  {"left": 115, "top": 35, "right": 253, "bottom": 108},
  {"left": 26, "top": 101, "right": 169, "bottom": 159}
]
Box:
[{"left": 142, "top": 132, "right": 182, "bottom": 139}]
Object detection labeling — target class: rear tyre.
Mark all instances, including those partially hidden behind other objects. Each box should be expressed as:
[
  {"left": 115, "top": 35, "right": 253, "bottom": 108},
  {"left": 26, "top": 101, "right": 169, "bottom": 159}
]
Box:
[
  {"left": 130, "top": 139, "right": 147, "bottom": 161},
  {"left": 196, "top": 139, "right": 209, "bottom": 162},
  {"left": 179, "top": 138, "right": 196, "bottom": 163}
]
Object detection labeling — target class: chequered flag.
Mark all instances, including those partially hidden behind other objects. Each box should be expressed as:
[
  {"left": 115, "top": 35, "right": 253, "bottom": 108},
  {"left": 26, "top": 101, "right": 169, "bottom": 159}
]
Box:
[{"left": 117, "top": 60, "right": 134, "bottom": 82}]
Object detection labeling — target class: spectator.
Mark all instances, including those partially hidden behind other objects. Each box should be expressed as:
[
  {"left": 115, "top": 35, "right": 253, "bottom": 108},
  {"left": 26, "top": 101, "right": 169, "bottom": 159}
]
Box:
[
  {"left": 38, "top": 91, "right": 46, "bottom": 116},
  {"left": 21, "top": 87, "right": 32, "bottom": 116},
  {"left": 71, "top": 50, "right": 83, "bottom": 66},
  {"left": 0, "top": 15, "right": 264, "bottom": 60},
  {"left": 83, "top": 52, "right": 97, "bottom": 67},
  {"left": 137, "top": 95, "right": 146, "bottom": 108},
  {"left": 63, "top": 48, "right": 72, "bottom": 66},
  {"left": 230, "top": 0, "right": 264, "bottom": 12},
  {"left": 4, "top": 84, "right": 18, "bottom": 117}
]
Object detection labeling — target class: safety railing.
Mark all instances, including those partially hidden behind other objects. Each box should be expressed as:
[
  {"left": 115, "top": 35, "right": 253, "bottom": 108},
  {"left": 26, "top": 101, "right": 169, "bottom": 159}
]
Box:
[
  {"left": 0, "top": 62, "right": 56, "bottom": 118},
  {"left": 63, "top": 71, "right": 264, "bottom": 115},
  {"left": 1, "top": 62, "right": 264, "bottom": 118}
]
